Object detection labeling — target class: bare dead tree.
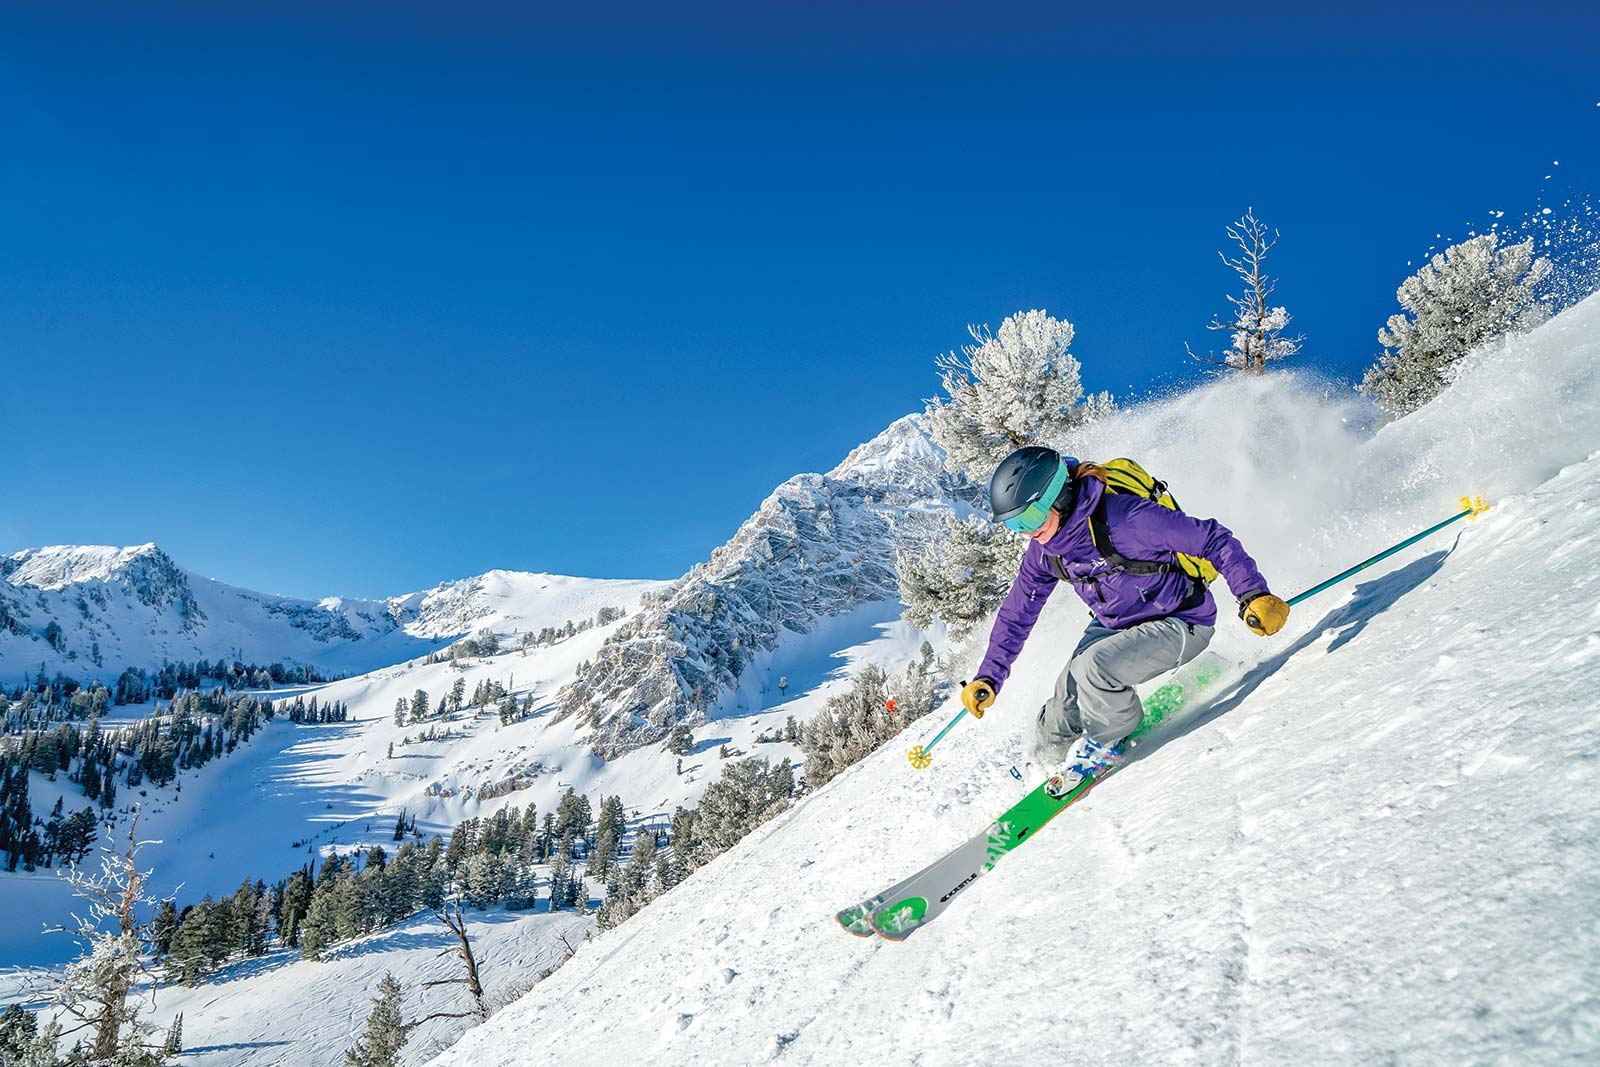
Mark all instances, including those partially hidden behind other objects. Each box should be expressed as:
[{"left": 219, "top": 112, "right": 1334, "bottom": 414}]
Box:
[
  {"left": 1187, "top": 207, "right": 1304, "bottom": 374},
  {"left": 50, "top": 806, "right": 176, "bottom": 1062},
  {"left": 555, "top": 930, "right": 584, "bottom": 965},
  {"left": 406, "top": 897, "right": 487, "bottom": 1030}
]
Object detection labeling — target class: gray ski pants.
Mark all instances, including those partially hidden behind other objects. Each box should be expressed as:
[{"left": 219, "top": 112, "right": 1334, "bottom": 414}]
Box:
[{"left": 1034, "top": 616, "right": 1215, "bottom": 757}]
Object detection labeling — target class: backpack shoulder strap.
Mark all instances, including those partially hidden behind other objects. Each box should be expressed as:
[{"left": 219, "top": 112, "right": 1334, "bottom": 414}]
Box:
[
  {"left": 1089, "top": 498, "right": 1174, "bottom": 577},
  {"left": 1090, "top": 498, "right": 1209, "bottom": 613}
]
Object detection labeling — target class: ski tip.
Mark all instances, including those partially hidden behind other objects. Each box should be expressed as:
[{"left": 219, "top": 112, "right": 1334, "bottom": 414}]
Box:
[
  {"left": 837, "top": 914, "right": 876, "bottom": 938},
  {"left": 868, "top": 897, "right": 928, "bottom": 942},
  {"left": 836, "top": 899, "right": 883, "bottom": 938}
]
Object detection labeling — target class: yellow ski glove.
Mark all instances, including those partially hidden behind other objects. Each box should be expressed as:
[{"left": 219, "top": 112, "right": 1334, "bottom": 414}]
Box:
[
  {"left": 961, "top": 678, "right": 996, "bottom": 719},
  {"left": 1239, "top": 592, "right": 1290, "bottom": 636}
]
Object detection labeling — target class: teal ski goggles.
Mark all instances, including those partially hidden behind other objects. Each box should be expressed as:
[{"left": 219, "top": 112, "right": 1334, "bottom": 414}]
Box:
[{"left": 1000, "top": 461, "right": 1072, "bottom": 533}]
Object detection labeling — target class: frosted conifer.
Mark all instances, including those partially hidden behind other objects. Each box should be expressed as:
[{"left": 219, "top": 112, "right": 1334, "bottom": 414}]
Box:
[
  {"left": 903, "top": 309, "right": 1108, "bottom": 635},
  {"left": 926, "top": 309, "right": 1113, "bottom": 480},
  {"left": 1360, "top": 233, "right": 1552, "bottom": 416},
  {"left": 49, "top": 812, "right": 173, "bottom": 1064},
  {"left": 896, "top": 516, "right": 1025, "bottom": 638}
]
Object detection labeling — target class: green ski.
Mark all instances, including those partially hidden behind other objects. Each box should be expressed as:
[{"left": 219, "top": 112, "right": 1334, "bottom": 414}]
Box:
[{"left": 835, "top": 653, "right": 1226, "bottom": 941}]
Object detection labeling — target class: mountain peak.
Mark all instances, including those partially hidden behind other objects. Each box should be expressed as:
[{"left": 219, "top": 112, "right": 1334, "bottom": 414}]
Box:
[
  {"left": 3, "top": 542, "right": 170, "bottom": 590},
  {"left": 825, "top": 414, "right": 946, "bottom": 487}
]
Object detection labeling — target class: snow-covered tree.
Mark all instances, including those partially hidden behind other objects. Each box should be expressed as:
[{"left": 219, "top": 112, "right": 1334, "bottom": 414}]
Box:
[
  {"left": 797, "top": 658, "right": 939, "bottom": 790},
  {"left": 901, "top": 309, "right": 1110, "bottom": 636},
  {"left": 926, "top": 309, "right": 1113, "bottom": 481},
  {"left": 0, "top": 1004, "right": 64, "bottom": 1066},
  {"left": 49, "top": 811, "right": 174, "bottom": 1065},
  {"left": 896, "top": 515, "right": 1025, "bottom": 639},
  {"left": 665, "top": 723, "right": 694, "bottom": 756},
  {"left": 1187, "top": 208, "right": 1303, "bottom": 374},
  {"left": 1360, "top": 233, "right": 1553, "bottom": 417},
  {"left": 344, "top": 973, "right": 408, "bottom": 1067},
  {"left": 597, "top": 829, "right": 662, "bottom": 932},
  {"left": 546, "top": 846, "right": 575, "bottom": 911}
]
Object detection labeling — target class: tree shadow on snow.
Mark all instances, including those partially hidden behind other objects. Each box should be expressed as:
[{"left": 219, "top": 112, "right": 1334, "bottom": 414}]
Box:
[
  {"left": 183, "top": 1041, "right": 292, "bottom": 1055},
  {"left": 1140, "top": 545, "right": 1454, "bottom": 759}
]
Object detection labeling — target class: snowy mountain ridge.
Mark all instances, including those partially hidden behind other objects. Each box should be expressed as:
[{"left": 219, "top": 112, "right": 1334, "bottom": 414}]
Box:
[
  {"left": 553, "top": 414, "right": 973, "bottom": 757},
  {"left": 0, "top": 541, "right": 664, "bottom": 684}
]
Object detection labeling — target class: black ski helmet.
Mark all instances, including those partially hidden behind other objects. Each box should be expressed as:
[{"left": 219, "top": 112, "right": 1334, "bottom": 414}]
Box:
[{"left": 988, "top": 446, "right": 1076, "bottom": 524}]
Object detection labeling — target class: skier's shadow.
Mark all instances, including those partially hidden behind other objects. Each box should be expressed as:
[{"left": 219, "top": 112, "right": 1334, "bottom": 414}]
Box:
[{"left": 1147, "top": 543, "right": 1456, "bottom": 755}]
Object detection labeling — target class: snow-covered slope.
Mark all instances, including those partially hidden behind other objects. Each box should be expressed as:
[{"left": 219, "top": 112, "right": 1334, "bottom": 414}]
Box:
[
  {"left": 428, "top": 297, "right": 1600, "bottom": 1066},
  {"left": 556, "top": 414, "right": 973, "bottom": 757},
  {"left": 0, "top": 908, "right": 596, "bottom": 1067},
  {"left": 0, "top": 543, "right": 661, "bottom": 683},
  {"left": 0, "top": 576, "right": 931, "bottom": 973}
]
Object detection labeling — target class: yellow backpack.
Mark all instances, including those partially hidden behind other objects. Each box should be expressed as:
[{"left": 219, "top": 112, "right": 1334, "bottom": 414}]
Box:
[{"left": 1088, "top": 458, "right": 1220, "bottom": 586}]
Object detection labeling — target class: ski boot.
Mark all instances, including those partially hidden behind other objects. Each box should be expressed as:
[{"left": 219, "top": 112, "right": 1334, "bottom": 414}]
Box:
[{"left": 1044, "top": 734, "right": 1124, "bottom": 798}]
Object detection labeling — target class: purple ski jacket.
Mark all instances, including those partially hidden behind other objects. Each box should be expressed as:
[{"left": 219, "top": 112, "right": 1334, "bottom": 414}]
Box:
[{"left": 977, "top": 476, "right": 1269, "bottom": 695}]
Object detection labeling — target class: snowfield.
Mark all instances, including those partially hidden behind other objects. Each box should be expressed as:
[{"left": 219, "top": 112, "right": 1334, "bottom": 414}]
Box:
[{"left": 427, "top": 297, "right": 1600, "bottom": 1066}]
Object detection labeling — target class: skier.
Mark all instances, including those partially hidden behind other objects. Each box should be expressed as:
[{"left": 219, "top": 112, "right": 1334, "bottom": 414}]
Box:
[{"left": 962, "top": 446, "right": 1289, "bottom": 795}]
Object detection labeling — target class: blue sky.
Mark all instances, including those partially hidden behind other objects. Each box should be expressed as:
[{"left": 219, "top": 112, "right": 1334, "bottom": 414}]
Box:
[{"left": 2, "top": 2, "right": 1595, "bottom": 598}]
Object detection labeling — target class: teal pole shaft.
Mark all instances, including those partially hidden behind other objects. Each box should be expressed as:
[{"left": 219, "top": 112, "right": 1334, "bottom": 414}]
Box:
[
  {"left": 1284, "top": 505, "right": 1474, "bottom": 608},
  {"left": 917, "top": 708, "right": 967, "bottom": 759}
]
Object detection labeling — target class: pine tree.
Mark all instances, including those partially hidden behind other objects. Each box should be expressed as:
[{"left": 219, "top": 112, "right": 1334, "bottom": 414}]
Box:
[
  {"left": 547, "top": 845, "right": 573, "bottom": 911},
  {"left": 586, "top": 796, "right": 626, "bottom": 879},
  {"left": 331, "top": 870, "right": 371, "bottom": 940},
  {"left": 163, "top": 1012, "right": 183, "bottom": 1056},
  {"left": 278, "top": 868, "right": 313, "bottom": 948},
  {"left": 0, "top": 1005, "right": 63, "bottom": 1067},
  {"left": 247, "top": 882, "right": 274, "bottom": 957},
  {"left": 665, "top": 723, "right": 694, "bottom": 756},
  {"left": 462, "top": 852, "right": 505, "bottom": 909},
  {"left": 150, "top": 900, "right": 178, "bottom": 958},
  {"left": 299, "top": 878, "right": 339, "bottom": 960},
  {"left": 344, "top": 973, "right": 408, "bottom": 1067},
  {"left": 1361, "top": 233, "right": 1552, "bottom": 416}
]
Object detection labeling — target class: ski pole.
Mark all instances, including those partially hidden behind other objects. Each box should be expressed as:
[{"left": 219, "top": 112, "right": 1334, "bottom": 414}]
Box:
[
  {"left": 907, "top": 706, "right": 969, "bottom": 769},
  {"left": 1279, "top": 495, "right": 1490, "bottom": 611}
]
